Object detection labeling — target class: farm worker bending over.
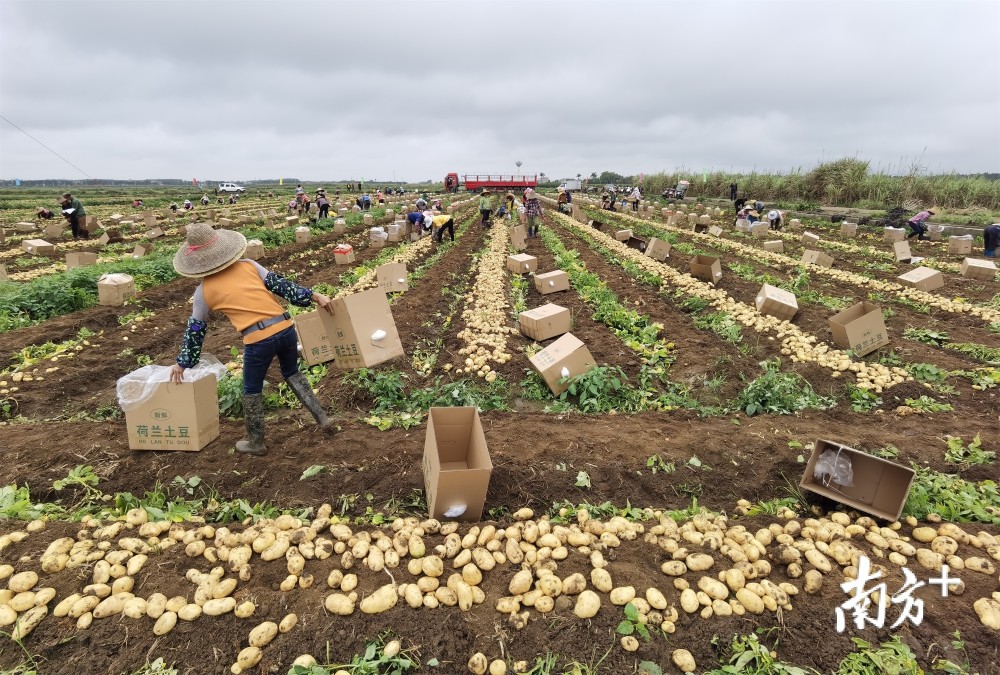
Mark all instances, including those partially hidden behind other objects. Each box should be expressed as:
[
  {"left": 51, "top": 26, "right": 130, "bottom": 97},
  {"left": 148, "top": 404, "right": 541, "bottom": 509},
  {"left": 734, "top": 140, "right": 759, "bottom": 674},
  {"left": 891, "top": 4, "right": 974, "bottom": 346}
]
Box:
[
  {"left": 557, "top": 189, "right": 569, "bottom": 213},
  {"left": 629, "top": 187, "right": 641, "bottom": 212},
  {"left": 287, "top": 198, "right": 298, "bottom": 215},
  {"left": 169, "top": 223, "right": 335, "bottom": 456},
  {"left": 984, "top": 223, "right": 1000, "bottom": 257},
  {"left": 504, "top": 193, "right": 516, "bottom": 221},
  {"left": 361, "top": 193, "right": 372, "bottom": 210},
  {"left": 201, "top": 195, "right": 210, "bottom": 205},
  {"left": 906, "top": 210, "right": 934, "bottom": 241},
  {"left": 768, "top": 210, "right": 782, "bottom": 230},
  {"left": 478, "top": 189, "right": 494, "bottom": 228},
  {"left": 59, "top": 192, "right": 88, "bottom": 240},
  {"left": 406, "top": 210, "right": 426, "bottom": 238},
  {"left": 524, "top": 188, "right": 543, "bottom": 238},
  {"left": 37, "top": 207, "right": 54, "bottom": 220},
  {"left": 184, "top": 199, "right": 193, "bottom": 210},
  {"left": 415, "top": 197, "right": 428, "bottom": 210},
  {"left": 316, "top": 194, "right": 330, "bottom": 219},
  {"left": 432, "top": 214, "right": 456, "bottom": 243}
]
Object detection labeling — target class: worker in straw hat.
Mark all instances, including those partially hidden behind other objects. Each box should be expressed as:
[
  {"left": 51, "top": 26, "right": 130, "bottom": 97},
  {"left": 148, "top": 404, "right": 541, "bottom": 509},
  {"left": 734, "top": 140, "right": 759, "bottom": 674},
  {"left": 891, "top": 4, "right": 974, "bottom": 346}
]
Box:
[{"left": 169, "top": 223, "right": 335, "bottom": 456}]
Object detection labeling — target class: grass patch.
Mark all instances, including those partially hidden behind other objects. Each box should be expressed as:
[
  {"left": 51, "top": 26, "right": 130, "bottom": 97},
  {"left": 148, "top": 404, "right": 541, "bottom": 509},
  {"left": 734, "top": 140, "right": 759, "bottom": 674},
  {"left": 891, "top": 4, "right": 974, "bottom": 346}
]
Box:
[{"left": 733, "top": 359, "right": 835, "bottom": 416}]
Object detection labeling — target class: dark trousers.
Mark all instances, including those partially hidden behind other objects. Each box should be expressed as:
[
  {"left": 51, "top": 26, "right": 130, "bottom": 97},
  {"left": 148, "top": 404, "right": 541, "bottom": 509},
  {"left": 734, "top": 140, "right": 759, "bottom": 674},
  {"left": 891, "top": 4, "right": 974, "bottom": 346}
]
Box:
[
  {"left": 480, "top": 209, "right": 492, "bottom": 227},
  {"left": 68, "top": 214, "right": 88, "bottom": 239},
  {"left": 631, "top": 200, "right": 639, "bottom": 212},
  {"left": 434, "top": 217, "right": 455, "bottom": 242},
  {"left": 730, "top": 188, "right": 737, "bottom": 200},
  {"left": 907, "top": 221, "right": 927, "bottom": 240},
  {"left": 242, "top": 326, "right": 299, "bottom": 395},
  {"left": 318, "top": 205, "right": 329, "bottom": 219}
]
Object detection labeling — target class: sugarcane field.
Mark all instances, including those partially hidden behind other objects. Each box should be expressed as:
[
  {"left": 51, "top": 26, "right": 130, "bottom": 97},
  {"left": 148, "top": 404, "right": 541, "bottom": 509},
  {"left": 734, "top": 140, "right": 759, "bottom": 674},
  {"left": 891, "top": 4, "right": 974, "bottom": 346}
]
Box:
[{"left": 1, "top": 2, "right": 998, "bottom": 675}]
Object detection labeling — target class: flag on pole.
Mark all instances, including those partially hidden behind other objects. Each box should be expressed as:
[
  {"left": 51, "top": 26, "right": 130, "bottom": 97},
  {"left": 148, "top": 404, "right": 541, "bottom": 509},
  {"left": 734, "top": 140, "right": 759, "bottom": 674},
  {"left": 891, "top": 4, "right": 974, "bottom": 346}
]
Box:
[
  {"left": 193, "top": 178, "right": 198, "bottom": 186},
  {"left": 279, "top": 178, "right": 283, "bottom": 185},
  {"left": 703, "top": 171, "right": 708, "bottom": 183}
]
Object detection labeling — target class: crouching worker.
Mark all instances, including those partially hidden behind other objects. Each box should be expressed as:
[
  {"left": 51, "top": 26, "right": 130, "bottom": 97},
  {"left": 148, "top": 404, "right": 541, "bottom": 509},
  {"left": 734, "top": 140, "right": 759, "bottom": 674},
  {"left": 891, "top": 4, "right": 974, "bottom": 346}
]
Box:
[{"left": 169, "top": 223, "right": 335, "bottom": 456}]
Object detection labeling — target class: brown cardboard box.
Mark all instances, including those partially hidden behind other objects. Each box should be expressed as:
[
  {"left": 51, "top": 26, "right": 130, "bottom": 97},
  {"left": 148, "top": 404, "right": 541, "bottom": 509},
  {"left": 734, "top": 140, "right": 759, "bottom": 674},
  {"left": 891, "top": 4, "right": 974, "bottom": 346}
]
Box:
[
  {"left": 98, "top": 229, "right": 123, "bottom": 246},
  {"left": 893, "top": 240, "right": 912, "bottom": 263},
  {"left": 334, "top": 245, "right": 356, "bottom": 265},
  {"left": 840, "top": 222, "right": 858, "bottom": 237},
  {"left": 519, "top": 303, "right": 571, "bottom": 341},
  {"left": 318, "top": 287, "right": 404, "bottom": 369},
  {"left": 959, "top": 258, "right": 997, "bottom": 281},
  {"left": 285, "top": 216, "right": 300, "bottom": 227},
  {"left": 369, "top": 238, "right": 385, "bottom": 251},
  {"left": 131, "top": 243, "right": 152, "bottom": 258},
  {"left": 124, "top": 375, "right": 220, "bottom": 452},
  {"left": 294, "top": 310, "right": 335, "bottom": 366},
  {"left": 755, "top": 283, "right": 799, "bottom": 321},
  {"left": 244, "top": 242, "right": 265, "bottom": 259},
  {"left": 735, "top": 219, "right": 750, "bottom": 232},
  {"left": 386, "top": 223, "right": 403, "bottom": 242},
  {"left": 422, "top": 407, "right": 493, "bottom": 521},
  {"left": 614, "top": 229, "right": 633, "bottom": 241},
  {"left": 948, "top": 236, "right": 973, "bottom": 255},
  {"left": 409, "top": 232, "right": 421, "bottom": 242},
  {"left": 334, "top": 218, "right": 347, "bottom": 234},
  {"left": 897, "top": 266, "right": 944, "bottom": 291},
  {"left": 66, "top": 252, "right": 97, "bottom": 268},
  {"left": 750, "top": 223, "right": 769, "bottom": 237},
  {"left": 801, "top": 249, "right": 834, "bottom": 268},
  {"left": 928, "top": 225, "right": 944, "bottom": 241},
  {"left": 377, "top": 262, "right": 408, "bottom": 294},
  {"left": 689, "top": 255, "right": 722, "bottom": 284},
  {"left": 645, "top": 237, "right": 671, "bottom": 261},
  {"left": 0, "top": 264, "right": 8, "bottom": 281},
  {"left": 802, "top": 232, "right": 820, "bottom": 245},
  {"left": 534, "top": 270, "right": 570, "bottom": 295},
  {"left": 708, "top": 225, "right": 724, "bottom": 237},
  {"left": 21, "top": 239, "right": 55, "bottom": 254},
  {"left": 15, "top": 222, "right": 35, "bottom": 232},
  {"left": 692, "top": 223, "right": 709, "bottom": 234},
  {"left": 507, "top": 254, "right": 538, "bottom": 274},
  {"left": 146, "top": 227, "right": 165, "bottom": 239},
  {"left": 800, "top": 439, "right": 915, "bottom": 521},
  {"left": 83, "top": 215, "right": 100, "bottom": 232},
  {"left": 97, "top": 273, "right": 136, "bottom": 306},
  {"left": 510, "top": 225, "right": 527, "bottom": 251},
  {"left": 763, "top": 240, "right": 784, "bottom": 253},
  {"left": 884, "top": 227, "right": 906, "bottom": 243},
  {"left": 143, "top": 213, "right": 157, "bottom": 228},
  {"left": 528, "top": 332, "right": 597, "bottom": 395},
  {"left": 828, "top": 301, "right": 888, "bottom": 356},
  {"left": 295, "top": 227, "right": 310, "bottom": 244},
  {"left": 42, "top": 223, "right": 64, "bottom": 239}
]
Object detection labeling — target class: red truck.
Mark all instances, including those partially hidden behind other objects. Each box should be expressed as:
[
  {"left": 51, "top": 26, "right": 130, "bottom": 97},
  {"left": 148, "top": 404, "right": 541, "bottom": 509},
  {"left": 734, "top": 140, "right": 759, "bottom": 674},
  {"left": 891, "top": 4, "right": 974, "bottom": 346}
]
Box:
[{"left": 444, "top": 173, "right": 538, "bottom": 193}]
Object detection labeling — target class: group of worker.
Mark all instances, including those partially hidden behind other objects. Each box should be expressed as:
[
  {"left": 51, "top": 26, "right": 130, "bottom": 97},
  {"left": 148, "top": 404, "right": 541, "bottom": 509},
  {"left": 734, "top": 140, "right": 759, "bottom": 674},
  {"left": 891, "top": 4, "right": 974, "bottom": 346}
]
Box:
[{"left": 474, "top": 188, "right": 543, "bottom": 237}]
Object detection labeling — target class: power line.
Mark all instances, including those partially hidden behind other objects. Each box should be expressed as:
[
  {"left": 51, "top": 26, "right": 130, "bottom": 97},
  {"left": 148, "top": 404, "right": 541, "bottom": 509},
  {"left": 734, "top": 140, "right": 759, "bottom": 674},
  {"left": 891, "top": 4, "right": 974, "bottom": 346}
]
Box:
[{"left": 0, "top": 114, "right": 94, "bottom": 180}]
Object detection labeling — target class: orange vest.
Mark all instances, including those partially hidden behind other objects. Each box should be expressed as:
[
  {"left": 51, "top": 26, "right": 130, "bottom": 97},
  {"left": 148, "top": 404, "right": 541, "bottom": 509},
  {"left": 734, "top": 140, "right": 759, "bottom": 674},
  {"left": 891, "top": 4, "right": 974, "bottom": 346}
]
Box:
[{"left": 202, "top": 261, "right": 293, "bottom": 344}]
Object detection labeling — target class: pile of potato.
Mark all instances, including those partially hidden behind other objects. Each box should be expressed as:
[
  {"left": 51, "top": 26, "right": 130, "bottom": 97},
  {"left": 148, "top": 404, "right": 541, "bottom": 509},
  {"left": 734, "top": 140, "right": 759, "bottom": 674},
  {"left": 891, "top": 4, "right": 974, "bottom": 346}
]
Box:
[
  {"left": 454, "top": 224, "right": 517, "bottom": 379},
  {"left": 554, "top": 212, "right": 911, "bottom": 391}
]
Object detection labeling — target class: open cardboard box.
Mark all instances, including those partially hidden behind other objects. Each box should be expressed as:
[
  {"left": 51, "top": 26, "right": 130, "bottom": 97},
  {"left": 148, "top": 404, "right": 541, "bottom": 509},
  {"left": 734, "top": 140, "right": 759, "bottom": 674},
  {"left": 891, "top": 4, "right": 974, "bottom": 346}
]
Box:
[
  {"left": 800, "top": 439, "right": 915, "bottom": 521},
  {"left": 828, "top": 301, "right": 888, "bottom": 356},
  {"left": 124, "top": 376, "right": 220, "bottom": 452},
  {"left": 422, "top": 407, "right": 493, "bottom": 521}
]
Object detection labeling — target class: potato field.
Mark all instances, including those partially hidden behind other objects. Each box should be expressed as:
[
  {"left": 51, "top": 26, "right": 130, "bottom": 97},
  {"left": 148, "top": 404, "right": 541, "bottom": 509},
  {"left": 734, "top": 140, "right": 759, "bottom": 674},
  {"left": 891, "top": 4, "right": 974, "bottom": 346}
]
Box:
[{"left": 0, "top": 188, "right": 998, "bottom": 675}]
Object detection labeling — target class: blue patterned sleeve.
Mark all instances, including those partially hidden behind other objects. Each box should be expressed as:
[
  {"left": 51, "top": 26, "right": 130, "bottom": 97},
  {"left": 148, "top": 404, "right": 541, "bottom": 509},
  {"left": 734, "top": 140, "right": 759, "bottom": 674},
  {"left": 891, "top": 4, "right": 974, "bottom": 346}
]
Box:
[
  {"left": 263, "top": 271, "right": 313, "bottom": 307},
  {"left": 176, "top": 317, "right": 208, "bottom": 368}
]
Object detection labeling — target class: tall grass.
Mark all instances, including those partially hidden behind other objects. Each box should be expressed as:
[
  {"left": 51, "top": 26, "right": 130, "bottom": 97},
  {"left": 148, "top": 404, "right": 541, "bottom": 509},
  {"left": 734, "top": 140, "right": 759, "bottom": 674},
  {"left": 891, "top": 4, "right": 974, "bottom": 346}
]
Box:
[{"left": 641, "top": 158, "right": 1000, "bottom": 211}]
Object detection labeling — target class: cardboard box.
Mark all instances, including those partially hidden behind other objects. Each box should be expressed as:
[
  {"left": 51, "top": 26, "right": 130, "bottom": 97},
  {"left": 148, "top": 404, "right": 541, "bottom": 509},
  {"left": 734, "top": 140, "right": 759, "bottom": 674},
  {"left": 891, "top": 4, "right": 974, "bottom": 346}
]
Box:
[
  {"left": 316, "top": 288, "right": 404, "bottom": 369},
  {"left": 510, "top": 225, "right": 527, "bottom": 251},
  {"left": 800, "top": 439, "right": 915, "bottom": 521},
  {"left": 42, "top": 223, "right": 64, "bottom": 239},
  {"left": 146, "top": 227, "right": 165, "bottom": 239},
  {"left": 840, "top": 222, "right": 858, "bottom": 237},
  {"left": 519, "top": 303, "right": 571, "bottom": 341},
  {"left": 97, "top": 273, "right": 136, "bottom": 306},
  {"left": 893, "top": 240, "right": 912, "bottom": 263},
  {"left": 528, "top": 333, "right": 597, "bottom": 395},
  {"left": 755, "top": 283, "right": 799, "bottom": 321},
  {"left": 801, "top": 249, "right": 834, "bottom": 268},
  {"left": 295, "top": 227, "right": 311, "bottom": 244},
  {"left": 98, "top": 229, "right": 123, "bottom": 246},
  {"left": 959, "top": 258, "right": 997, "bottom": 281},
  {"left": 15, "top": 222, "right": 35, "bottom": 232},
  {"left": 131, "top": 243, "right": 152, "bottom": 258},
  {"left": 645, "top": 237, "right": 671, "bottom": 261},
  {"left": 802, "top": 232, "right": 820, "bottom": 245},
  {"left": 244, "top": 242, "right": 265, "bottom": 259},
  {"left": 369, "top": 238, "right": 385, "bottom": 251},
  {"left": 294, "top": 310, "right": 335, "bottom": 366},
  {"left": 66, "top": 252, "right": 98, "bottom": 268},
  {"left": 0, "top": 264, "right": 7, "bottom": 282},
  {"left": 21, "top": 239, "right": 55, "bottom": 254},
  {"left": 897, "top": 266, "right": 944, "bottom": 291},
  {"left": 884, "top": 227, "right": 906, "bottom": 243},
  {"left": 614, "top": 229, "right": 632, "bottom": 241},
  {"left": 735, "top": 218, "right": 750, "bottom": 231},
  {"left": 334, "top": 218, "right": 346, "bottom": 234},
  {"left": 750, "top": 223, "right": 769, "bottom": 237},
  {"left": 763, "top": 240, "right": 784, "bottom": 253},
  {"left": 377, "top": 262, "right": 408, "bottom": 294},
  {"left": 708, "top": 225, "right": 724, "bottom": 237},
  {"left": 948, "top": 236, "right": 973, "bottom": 255},
  {"left": 689, "top": 255, "right": 722, "bottom": 284},
  {"left": 386, "top": 223, "right": 403, "bottom": 242},
  {"left": 334, "top": 245, "right": 356, "bottom": 265},
  {"left": 625, "top": 237, "right": 647, "bottom": 252},
  {"left": 828, "top": 301, "right": 888, "bottom": 356},
  {"left": 422, "top": 407, "right": 493, "bottom": 521},
  {"left": 285, "top": 216, "right": 300, "bottom": 227},
  {"left": 507, "top": 254, "right": 538, "bottom": 274},
  {"left": 83, "top": 215, "right": 99, "bottom": 232},
  {"left": 124, "top": 375, "right": 220, "bottom": 452},
  {"left": 928, "top": 225, "right": 944, "bottom": 241},
  {"left": 692, "top": 223, "right": 709, "bottom": 234},
  {"left": 534, "top": 270, "right": 570, "bottom": 295}
]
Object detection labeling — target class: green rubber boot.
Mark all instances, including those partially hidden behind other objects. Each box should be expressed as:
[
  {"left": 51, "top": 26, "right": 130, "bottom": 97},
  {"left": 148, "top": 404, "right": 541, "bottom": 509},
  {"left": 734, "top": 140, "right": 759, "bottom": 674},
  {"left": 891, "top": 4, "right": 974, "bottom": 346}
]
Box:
[
  {"left": 235, "top": 393, "right": 267, "bottom": 456},
  {"left": 286, "top": 372, "right": 333, "bottom": 432}
]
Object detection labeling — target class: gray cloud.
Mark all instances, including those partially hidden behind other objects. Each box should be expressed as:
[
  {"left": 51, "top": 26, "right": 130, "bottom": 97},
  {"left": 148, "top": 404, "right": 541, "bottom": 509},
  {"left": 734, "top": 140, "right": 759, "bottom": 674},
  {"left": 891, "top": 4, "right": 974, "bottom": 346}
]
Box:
[{"left": 2, "top": 0, "right": 998, "bottom": 181}]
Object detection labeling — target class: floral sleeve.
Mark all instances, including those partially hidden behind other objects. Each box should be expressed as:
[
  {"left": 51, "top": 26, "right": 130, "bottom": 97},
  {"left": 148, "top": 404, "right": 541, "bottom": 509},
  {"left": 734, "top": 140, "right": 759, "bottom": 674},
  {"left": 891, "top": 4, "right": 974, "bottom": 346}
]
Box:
[
  {"left": 176, "top": 318, "right": 207, "bottom": 368},
  {"left": 264, "top": 271, "right": 313, "bottom": 307}
]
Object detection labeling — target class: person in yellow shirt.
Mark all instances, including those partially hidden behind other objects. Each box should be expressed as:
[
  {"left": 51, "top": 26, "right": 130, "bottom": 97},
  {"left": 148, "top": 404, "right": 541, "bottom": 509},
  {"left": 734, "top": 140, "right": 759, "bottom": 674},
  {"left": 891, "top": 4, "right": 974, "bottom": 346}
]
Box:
[
  {"left": 432, "top": 214, "right": 455, "bottom": 242},
  {"left": 169, "top": 223, "right": 335, "bottom": 456}
]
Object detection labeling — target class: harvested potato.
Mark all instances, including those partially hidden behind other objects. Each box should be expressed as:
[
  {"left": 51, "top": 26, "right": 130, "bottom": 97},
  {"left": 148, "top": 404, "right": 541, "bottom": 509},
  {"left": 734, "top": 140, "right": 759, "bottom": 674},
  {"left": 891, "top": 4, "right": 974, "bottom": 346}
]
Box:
[
  {"left": 573, "top": 590, "right": 601, "bottom": 619},
  {"left": 609, "top": 586, "right": 636, "bottom": 606},
  {"left": 360, "top": 584, "right": 398, "bottom": 614},
  {"left": 325, "top": 593, "right": 355, "bottom": 616},
  {"left": 974, "top": 597, "right": 1000, "bottom": 629},
  {"left": 620, "top": 635, "right": 639, "bottom": 652},
  {"left": 153, "top": 611, "right": 178, "bottom": 636},
  {"left": 468, "top": 652, "right": 488, "bottom": 675},
  {"left": 249, "top": 621, "right": 278, "bottom": 648},
  {"left": 8, "top": 571, "right": 38, "bottom": 593},
  {"left": 234, "top": 600, "right": 256, "bottom": 618},
  {"left": 590, "top": 568, "right": 613, "bottom": 593},
  {"left": 672, "top": 648, "right": 697, "bottom": 673}
]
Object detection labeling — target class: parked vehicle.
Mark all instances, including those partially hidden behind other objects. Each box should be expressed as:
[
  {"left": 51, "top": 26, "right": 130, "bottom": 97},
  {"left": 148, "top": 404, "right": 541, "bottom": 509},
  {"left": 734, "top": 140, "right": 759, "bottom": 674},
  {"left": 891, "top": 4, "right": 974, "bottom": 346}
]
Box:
[
  {"left": 558, "top": 180, "right": 582, "bottom": 192},
  {"left": 218, "top": 182, "right": 246, "bottom": 193}
]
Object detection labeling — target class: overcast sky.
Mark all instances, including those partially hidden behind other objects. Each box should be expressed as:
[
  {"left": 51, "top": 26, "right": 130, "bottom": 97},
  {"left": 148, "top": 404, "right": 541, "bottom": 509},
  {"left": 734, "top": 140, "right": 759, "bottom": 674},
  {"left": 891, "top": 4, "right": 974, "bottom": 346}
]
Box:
[{"left": 1, "top": 0, "right": 998, "bottom": 182}]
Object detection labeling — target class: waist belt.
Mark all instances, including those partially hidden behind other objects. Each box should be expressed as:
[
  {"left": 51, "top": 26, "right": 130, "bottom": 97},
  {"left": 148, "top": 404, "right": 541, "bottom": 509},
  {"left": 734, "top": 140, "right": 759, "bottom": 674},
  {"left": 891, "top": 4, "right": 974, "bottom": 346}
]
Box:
[{"left": 241, "top": 311, "right": 291, "bottom": 337}]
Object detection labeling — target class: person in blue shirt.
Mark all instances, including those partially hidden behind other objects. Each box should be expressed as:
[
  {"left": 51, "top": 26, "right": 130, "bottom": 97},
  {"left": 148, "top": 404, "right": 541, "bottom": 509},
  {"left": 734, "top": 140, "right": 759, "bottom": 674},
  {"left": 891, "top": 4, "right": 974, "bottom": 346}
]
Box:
[{"left": 406, "top": 210, "right": 426, "bottom": 238}]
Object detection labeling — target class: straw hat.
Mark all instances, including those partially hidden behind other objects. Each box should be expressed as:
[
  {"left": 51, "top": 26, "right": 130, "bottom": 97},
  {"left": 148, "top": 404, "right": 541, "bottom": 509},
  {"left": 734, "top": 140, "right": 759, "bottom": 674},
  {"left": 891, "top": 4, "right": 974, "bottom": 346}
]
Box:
[
  {"left": 524, "top": 188, "right": 538, "bottom": 200},
  {"left": 767, "top": 210, "right": 779, "bottom": 221},
  {"left": 173, "top": 223, "right": 247, "bottom": 278},
  {"left": 749, "top": 210, "right": 760, "bottom": 218}
]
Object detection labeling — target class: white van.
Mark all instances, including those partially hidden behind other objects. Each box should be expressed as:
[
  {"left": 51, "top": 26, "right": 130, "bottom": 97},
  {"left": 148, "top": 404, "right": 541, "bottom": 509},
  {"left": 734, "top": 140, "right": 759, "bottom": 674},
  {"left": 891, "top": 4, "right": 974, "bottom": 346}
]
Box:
[{"left": 218, "top": 182, "right": 246, "bottom": 193}]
